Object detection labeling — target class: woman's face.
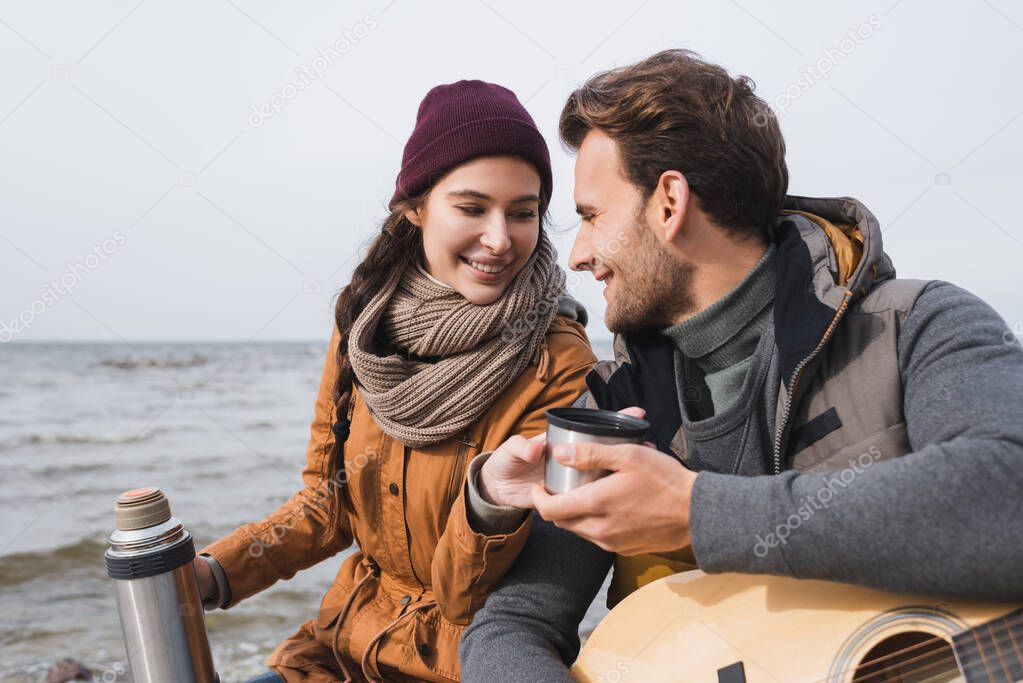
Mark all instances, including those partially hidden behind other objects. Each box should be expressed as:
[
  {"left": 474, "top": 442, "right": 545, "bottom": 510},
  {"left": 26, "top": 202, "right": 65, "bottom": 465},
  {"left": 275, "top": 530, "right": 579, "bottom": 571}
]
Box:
[{"left": 407, "top": 155, "right": 542, "bottom": 305}]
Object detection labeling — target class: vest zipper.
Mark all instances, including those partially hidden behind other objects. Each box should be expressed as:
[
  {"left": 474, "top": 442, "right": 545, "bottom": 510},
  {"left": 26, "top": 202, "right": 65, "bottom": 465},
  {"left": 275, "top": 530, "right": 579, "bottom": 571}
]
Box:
[{"left": 771, "top": 292, "right": 852, "bottom": 474}]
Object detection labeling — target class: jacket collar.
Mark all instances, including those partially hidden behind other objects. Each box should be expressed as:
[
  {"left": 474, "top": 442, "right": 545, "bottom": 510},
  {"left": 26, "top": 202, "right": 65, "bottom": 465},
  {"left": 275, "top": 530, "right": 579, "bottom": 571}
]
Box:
[
  {"left": 586, "top": 195, "right": 894, "bottom": 443},
  {"left": 772, "top": 195, "right": 893, "bottom": 385}
]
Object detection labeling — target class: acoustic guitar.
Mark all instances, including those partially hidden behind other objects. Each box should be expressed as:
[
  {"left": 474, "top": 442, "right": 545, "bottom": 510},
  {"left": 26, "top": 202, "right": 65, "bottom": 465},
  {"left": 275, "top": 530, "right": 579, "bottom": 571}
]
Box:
[{"left": 572, "top": 570, "right": 1022, "bottom": 682}]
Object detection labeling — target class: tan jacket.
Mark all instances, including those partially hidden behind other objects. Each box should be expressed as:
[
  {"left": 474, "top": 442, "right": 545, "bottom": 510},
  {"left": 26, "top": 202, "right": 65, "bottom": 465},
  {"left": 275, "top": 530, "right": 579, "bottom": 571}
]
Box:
[{"left": 201, "top": 315, "right": 595, "bottom": 682}]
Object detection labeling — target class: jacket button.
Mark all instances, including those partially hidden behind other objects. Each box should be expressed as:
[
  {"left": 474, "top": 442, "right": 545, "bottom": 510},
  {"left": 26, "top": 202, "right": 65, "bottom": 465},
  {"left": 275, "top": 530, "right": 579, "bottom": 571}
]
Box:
[
  {"left": 388, "top": 482, "right": 399, "bottom": 496},
  {"left": 418, "top": 643, "right": 431, "bottom": 658},
  {"left": 400, "top": 595, "right": 411, "bottom": 605}
]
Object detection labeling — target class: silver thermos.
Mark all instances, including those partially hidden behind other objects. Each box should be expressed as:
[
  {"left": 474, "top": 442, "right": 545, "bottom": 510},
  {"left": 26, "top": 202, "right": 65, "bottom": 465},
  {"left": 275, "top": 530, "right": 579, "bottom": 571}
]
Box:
[{"left": 105, "top": 487, "right": 218, "bottom": 682}]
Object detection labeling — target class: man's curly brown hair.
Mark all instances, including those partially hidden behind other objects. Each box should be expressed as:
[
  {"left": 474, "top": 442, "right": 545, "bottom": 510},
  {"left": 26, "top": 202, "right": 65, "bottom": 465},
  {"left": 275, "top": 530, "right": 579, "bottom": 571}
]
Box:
[{"left": 560, "top": 49, "right": 788, "bottom": 241}]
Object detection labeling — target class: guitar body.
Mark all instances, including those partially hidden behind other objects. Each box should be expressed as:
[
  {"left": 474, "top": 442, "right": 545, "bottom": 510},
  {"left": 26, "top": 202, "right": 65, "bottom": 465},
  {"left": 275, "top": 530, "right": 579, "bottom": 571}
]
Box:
[{"left": 573, "top": 570, "right": 1019, "bottom": 682}]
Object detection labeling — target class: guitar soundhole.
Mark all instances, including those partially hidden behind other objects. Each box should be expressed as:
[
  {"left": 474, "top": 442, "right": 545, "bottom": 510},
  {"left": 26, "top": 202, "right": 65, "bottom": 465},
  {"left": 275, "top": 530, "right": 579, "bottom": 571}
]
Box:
[{"left": 852, "top": 631, "right": 961, "bottom": 683}]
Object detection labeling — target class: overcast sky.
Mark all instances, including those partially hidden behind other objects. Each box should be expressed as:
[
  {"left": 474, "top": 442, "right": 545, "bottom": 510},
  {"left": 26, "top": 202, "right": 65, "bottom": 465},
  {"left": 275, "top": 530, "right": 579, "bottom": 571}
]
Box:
[{"left": 2, "top": 0, "right": 1022, "bottom": 344}]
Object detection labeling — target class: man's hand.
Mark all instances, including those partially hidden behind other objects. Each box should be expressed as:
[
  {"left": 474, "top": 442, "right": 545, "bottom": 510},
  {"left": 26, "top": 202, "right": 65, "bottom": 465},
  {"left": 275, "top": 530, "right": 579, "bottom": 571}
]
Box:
[
  {"left": 530, "top": 440, "right": 697, "bottom": 555},
  {"left": 479, "top": 406, "right": 648, "bottom": 509}
]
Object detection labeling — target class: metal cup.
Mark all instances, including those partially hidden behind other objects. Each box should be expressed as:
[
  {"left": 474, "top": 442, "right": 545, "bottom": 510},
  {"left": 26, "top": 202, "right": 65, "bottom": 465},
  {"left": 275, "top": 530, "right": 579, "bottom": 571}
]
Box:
[{"left": 544, "top": 407, "right": 650, "bottom": 494}]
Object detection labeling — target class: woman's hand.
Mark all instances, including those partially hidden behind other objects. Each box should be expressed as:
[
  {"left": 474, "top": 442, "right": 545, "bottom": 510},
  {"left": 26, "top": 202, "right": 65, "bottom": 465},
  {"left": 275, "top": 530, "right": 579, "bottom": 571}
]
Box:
[
  {"left": 478, "top": 406, "right": 647, "bottom": 509},
  {"left": 192, "top": 556, "right": 217, "bottom": 604},
  {"left": 478, "top": 433, "right": 547, "bottom": 508}
]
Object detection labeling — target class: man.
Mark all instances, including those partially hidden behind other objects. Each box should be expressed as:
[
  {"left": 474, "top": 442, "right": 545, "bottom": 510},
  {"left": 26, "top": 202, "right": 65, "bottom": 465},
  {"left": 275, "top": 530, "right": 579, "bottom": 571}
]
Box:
[{"left": 458, "top": 49, "right": 1023, "bottom": 680}]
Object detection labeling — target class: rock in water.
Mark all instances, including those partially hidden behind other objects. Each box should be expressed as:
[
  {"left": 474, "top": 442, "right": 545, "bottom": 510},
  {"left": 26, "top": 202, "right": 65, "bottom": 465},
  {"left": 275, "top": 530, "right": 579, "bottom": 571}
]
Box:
[{"left": 47, "top": 658, "right": 92, "bottom": 683}]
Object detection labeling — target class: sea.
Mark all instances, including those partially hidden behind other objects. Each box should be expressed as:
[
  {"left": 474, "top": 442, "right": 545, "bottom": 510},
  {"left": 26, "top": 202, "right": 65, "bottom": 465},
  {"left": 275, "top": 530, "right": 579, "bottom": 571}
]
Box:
[{"left": 0, "top": 338, "right": 614, "bottom": 682}]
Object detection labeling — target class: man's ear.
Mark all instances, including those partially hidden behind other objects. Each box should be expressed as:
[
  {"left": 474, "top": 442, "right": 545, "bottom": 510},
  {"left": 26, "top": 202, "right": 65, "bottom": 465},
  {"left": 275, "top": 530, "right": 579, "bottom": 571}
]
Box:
[{"left": 654, "top": 171, "right": 690, "bottom": 243}]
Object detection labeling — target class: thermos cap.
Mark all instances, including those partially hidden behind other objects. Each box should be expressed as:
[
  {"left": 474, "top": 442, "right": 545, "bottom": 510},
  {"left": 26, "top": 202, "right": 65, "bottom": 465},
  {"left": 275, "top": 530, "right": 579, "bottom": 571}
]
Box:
[{"left": 115, "top": 487, "right": 172, "bottom": 531}]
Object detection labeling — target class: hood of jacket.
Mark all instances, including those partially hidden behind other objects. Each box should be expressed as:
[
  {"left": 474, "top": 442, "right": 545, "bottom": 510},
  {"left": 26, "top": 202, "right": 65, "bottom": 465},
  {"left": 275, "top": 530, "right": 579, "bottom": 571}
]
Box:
[{"left": 773, "top": 194, "right": 895, "bottom": 384}]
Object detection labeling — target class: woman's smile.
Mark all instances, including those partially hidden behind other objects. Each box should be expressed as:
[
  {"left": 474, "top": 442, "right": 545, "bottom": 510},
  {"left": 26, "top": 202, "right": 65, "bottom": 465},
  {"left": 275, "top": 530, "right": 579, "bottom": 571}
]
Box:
[{"left": 461, "top": 255, "right": 513, "bottom": 282}]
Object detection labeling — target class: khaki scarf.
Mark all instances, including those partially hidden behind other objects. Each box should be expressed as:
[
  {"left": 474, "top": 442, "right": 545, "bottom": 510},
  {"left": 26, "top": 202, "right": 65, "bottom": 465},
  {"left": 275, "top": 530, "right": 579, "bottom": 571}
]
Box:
[{"left": 348, "top": 234, "right": 566, "bottom": 447}]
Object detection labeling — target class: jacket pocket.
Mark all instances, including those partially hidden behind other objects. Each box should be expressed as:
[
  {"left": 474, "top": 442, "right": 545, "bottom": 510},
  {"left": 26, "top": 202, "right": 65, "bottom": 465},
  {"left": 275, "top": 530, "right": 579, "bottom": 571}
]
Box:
[
  {"left": 794, "top": 421, "right": 910, "bottom": 473},
  {"left": 405, "top": 606, "right": 462, "bottom": 682},
  {"left": 789, "top": 407, "right": 843, "bottom": 456}
]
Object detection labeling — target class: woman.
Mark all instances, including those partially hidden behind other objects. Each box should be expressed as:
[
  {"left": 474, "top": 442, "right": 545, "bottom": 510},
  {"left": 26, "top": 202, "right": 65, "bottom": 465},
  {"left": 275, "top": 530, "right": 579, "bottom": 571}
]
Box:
[{"left": 193, "top": 80, "right": 595, "bottom": 682}]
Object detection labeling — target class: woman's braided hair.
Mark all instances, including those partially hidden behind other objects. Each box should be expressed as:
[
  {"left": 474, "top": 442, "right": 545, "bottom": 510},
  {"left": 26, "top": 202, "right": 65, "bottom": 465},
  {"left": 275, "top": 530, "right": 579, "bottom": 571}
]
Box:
[{"left": 328, "top": 199, "right": 423, "bottom": 472}]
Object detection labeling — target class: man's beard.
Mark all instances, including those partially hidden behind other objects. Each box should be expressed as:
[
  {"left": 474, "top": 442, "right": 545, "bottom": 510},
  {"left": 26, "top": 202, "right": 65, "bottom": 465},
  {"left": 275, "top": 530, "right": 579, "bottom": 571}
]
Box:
[{"left": 605, "top": 212, "right": 695, "bottom": 333}]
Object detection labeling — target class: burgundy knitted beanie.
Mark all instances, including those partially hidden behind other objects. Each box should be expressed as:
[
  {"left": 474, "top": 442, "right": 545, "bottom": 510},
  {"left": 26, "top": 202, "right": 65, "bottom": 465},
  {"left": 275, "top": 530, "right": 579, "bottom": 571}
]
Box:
[{"left": 389, "top": 80, "right": 552, "bottom": 209}]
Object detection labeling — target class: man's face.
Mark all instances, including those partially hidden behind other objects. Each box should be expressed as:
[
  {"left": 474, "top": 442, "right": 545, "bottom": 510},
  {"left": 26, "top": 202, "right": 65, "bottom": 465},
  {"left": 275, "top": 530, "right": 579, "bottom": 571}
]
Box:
[{"left": 569, "top": 130, "right": 694, "bottom": 332}]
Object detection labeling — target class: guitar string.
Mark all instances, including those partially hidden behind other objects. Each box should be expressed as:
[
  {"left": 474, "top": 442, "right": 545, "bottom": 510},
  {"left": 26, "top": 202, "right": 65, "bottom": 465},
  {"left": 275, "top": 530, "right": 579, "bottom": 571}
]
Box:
[
  {"left": 820, "top": 609, "right": 1023, "bottom": 678},
  {"left": 851, "top": 649, "right": 958, "bottom": 683},
  {"left": 1000, "top": 613, "right": 1023, "bottom": 670},
  {"left": 851, "top": 632, "right": 1022, "bottom": 683},
  {"left": 846, "top": 620, "right": 1023, "bottom": 683},
  {"left": 794, "top": 611, "right": 1022, "bottom": 683},
  {"left": 986, "top": 619, "right": 1013, "bottom": 683},
  {"left": 951, "top": 610, "right": 1023, "bottom": 656},
  {"left": 792, "top": 644, "right": 957, "bottom": 683},
  {"left": 833, "top": 635, "right": 953, "bottom": 676}
]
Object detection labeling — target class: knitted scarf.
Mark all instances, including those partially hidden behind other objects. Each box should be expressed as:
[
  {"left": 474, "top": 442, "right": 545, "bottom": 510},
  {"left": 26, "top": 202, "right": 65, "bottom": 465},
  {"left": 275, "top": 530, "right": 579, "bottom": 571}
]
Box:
[{"left": 348, "top": 234, "right": 565, "bottom": 448}]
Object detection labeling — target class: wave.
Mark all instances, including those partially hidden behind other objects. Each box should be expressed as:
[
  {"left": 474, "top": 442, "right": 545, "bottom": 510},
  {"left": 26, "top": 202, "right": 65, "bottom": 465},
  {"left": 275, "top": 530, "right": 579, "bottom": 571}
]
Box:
[
  {"left": 0, "top": 537, "right": 108, "bottom": 587},
  {"left": 99, "top": 353, "right": 207, "bottom": 370},
  {"left": 33, "top": 461, "right": 116, "bottom": 478},
  {"left": 6, "top": 430, "right": 160, "bottom": 448}
]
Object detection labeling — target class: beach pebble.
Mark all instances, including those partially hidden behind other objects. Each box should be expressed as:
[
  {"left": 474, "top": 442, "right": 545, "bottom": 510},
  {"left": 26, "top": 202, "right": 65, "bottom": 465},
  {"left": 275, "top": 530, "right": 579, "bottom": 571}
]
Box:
[{"left": 46, "top": 658, "right": 91, "bottom": 683}]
